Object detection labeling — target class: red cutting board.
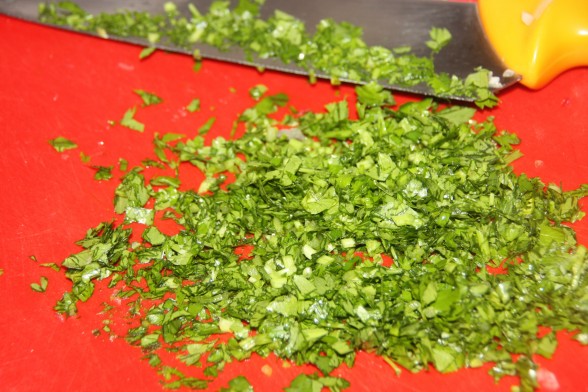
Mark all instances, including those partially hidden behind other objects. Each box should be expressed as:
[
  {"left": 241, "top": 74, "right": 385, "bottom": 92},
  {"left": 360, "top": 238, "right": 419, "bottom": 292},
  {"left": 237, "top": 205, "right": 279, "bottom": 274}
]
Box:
[{"left": 0, "top": 8, "right": 587, "bottom": 392}]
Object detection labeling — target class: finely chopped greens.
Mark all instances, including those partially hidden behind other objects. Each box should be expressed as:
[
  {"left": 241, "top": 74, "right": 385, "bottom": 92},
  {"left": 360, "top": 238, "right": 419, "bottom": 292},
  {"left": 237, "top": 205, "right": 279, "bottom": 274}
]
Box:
[
  {"left": 38, "top": 0, "right": 498, "bottom": 107},
  {"left": 52, "top": 82, "right": 588, "bottom": 391},
  {"left": 34, "top": 0, "right": 587, "bottom": 390}
]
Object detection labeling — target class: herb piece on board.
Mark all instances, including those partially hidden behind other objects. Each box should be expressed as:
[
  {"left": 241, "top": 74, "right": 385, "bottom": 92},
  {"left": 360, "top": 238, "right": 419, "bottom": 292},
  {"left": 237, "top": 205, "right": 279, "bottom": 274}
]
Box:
[
  {"left": 249, "top": 84, "right": 268, "bottom": 101},
  {"left": 120, "top": 106, "right": 145, "bottom": 132},
  {"left": 139, "top": 46, "right": 157, "bottom": 59},
  {"left": 119, "top": 158, "right": 129, "bottom": 172},
  {"left": 40, "top": 262, "right": 61, "bottom": 272},
  {"left": 49, "top": 136, "right": 77, "bottom": 152},
  {"left": 220, "top": 376, "right": 254, "bottom": 392},
  {"left": 49, "top": 85, "right": 588, "bottom": 391},
  {"left": 186, "top": 98, "right": 201, "bottom": 113},
  {"left": 134, "top": 89, "right": 163, "bottom": 106},
  {"left": 93, "top": 166, "right": 114, "bottom": 181},
  {"left": 80, "top": 151, "right": 91, "bottom": 163},
  {"left": 31, "top": 276, "right": 48, "bottom": 293},
  {"left": 286, "top": 373, "right": 350, "bottom": 392}
]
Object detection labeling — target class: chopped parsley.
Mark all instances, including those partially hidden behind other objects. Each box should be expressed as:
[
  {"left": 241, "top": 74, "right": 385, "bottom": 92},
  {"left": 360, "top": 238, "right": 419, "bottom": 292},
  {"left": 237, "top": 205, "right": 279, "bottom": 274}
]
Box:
[
  {"left": 31, "top": 276, "right": 48, "bottom": 293},
  {"left": 93, "top": 165, "right": 114, "bottom": 181},
  {"left": 186, "top": 98, "right": 201, "bottom": 113},
  {"left": 221, "top": 375, "right": 254, "bottom": 392},
  {"left": 38, "top": 0, "right": 498, "bottom": 106},
  {"left": 119, "top": 158, "right": 129, "bottom": 172},
  {"left": 49, "top": 136, "right": 77, "bottom": 152},
  {"left": 286, "top": 373, "right": 350, "bottom": 392},
  {"left": 40, "top": 262, "right": 61, "bottom": 272},
  {"left": 79, "top": 151, "right": 91, "bottom": 163},
  {"left": 120, "top": 106, "right": 145, "bottom": 132},
  {"left": 426, "top": 27, "right": 452, "bottom": 54},
  {"left": 134, "top": 89, "right": 163, "bottom": 106},
  {"left": 139, "top": 46, "right": 157, "bottom": 60},
  {"left": 249, "top": 84, "right": 268, "bottom": 101},
  {"left": 51, "top": 86, "right": 588, "bottom": 391},
  {"left": 32, "top": 1, "right": 587, "bottom": 391}
]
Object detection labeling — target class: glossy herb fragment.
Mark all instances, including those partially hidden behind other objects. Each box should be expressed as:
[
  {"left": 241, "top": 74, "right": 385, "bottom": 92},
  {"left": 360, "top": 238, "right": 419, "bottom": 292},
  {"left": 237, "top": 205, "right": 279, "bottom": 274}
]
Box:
[
  {"left": 135, "top": 89, "right": 163, "bottom": 106},
  {"left": 31, "top": 276, "right": 48, "bottom": 293},
  {"left": 139, "top": 46, "right": 157, "bottom": 59},
  {"left": 120, "top": 106, "right": 145, "bottom": 132},
  {"left": 49, "top": 136, "right": 77, "bottom": 152},
  {"left": 220, "top": 376, "right": 254, "bottom": 392},
  {"left": 93, "top": 165, "right": 114, "bottom": 181},
  {"left": 52, "top": 86, "right": 588, "bottom": 391},
  {"left": 286, "top": 373, "right": 351, "bottom": 392},
  {"left": 186, "top": 98, "right": 201, "bottom": 113},
  {"left": 80, "top": 151, "right": 91, "bottom": 163},
  {"left": 38, "top": 0, "right": 497, "bottom": 106},
  {"left": 40, "top": 262, "right": 61, "bottom": 272}
]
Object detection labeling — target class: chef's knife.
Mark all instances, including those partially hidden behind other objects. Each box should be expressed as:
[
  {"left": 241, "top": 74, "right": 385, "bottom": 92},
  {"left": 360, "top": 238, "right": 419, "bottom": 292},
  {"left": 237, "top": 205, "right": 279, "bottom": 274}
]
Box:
[{"left": 1, "top": 0, "right": 586, "bottom": 100}]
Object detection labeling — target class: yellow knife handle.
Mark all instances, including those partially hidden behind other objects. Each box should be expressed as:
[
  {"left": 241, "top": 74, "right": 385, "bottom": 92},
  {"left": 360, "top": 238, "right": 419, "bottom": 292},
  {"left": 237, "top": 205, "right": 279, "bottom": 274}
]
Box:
[{"left": 478, "top": 0, "right": 588, "bottom": 89}]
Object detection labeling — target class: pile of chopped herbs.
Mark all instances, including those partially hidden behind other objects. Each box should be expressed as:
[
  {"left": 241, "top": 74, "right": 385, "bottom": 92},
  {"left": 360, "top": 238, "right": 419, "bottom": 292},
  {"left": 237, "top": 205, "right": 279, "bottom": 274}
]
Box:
[
  {"left": 33, "top": 0, "right": 588, "bottom": 390},
  {"left": 38, "top": 0, "right": 498, "bottom": 106},
  {"left": 51, "top": 80, "right": 588, "bottom": 391}
]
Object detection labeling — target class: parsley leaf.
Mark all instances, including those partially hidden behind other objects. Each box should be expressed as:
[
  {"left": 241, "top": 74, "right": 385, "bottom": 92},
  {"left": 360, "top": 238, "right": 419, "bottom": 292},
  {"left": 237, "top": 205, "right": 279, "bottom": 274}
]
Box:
[
  {"left": 134, "top": 89, "right": 163, "bottom": 106},
  {"left": 39, "top": 1, "right": 498, "bottom": 105},
  {"left": 49, "top": 136, "right": 77, "bottom": 152},
  {"left": 139, "top": 46, "right": 157, "bottom": 59},
  {"left": 31, "top": 276, "right": 48, "bottom": 293},
  {"left": 120, "top": 106, "right": 145, "bottom": 132},
  {"left": 93, "top": 166, "right": 114, "bottom": 181},
  {"left": 220, "top": 376, "right": 253, "bottom": 392},
  {"left": 186, "top": 98, "right": 201, "bottom": 113},
  {"left": 426, "top": 27, "right": 452, "bottom": 54}
]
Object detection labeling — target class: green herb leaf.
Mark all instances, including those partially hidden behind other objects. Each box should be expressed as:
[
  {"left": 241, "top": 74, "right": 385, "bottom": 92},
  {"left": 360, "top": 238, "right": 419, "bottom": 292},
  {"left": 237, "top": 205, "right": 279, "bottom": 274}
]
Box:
[
  {"left": 249, "top": 84, "right": 268, "bottom": 101},
  {"left": 134, "top": 89, "right": 163, "bottom": 106},
  {"left": 80, "top": 151, "right": 91, "bottom": 163},
  {"left": 93, "top": 166, "right": 114, "bottom": 181},
  {"left": 139, "top": 46, "right": 157, "bottom": 59},
  {"left": 40, "top": 263, "right": 61, "bottom": 272},
  {"left": 119, "top": 158, "right": 129, "bottom": 172},
  {"left": 39, "top": 2, "right": 497, "bottom": 104},
  {"left": 49, "top": 136, "right": 77, "bottom": 152},
  {"left": 220, "top": 375, "right": 253, "bottom": 392},
  {"left": 186, "top": 98, "right": 201, "bottom": 113},
  {"left": 120, "top": 106, "right": 145, "bottom": 132},
  {"left": 31, "top": 276, "right": 48, "bottom": 293},
  {"left": 426, "top": 27, "right": 452, "bottom": 54},
  {"left": 198, "top": 117, "right": 216, "bottom": 135}
]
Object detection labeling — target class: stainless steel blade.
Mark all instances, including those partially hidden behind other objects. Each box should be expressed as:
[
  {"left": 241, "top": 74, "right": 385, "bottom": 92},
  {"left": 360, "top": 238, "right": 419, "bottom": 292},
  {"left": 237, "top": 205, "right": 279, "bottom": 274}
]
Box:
[{"left": 0, "top": 0, "right": 520, "bottom": 99}]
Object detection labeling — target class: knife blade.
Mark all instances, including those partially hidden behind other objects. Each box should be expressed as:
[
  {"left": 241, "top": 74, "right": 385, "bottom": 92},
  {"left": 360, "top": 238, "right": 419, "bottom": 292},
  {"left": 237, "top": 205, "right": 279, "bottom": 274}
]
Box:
[{"left": 1, "top": 0, "right": 585, "bottom": 100}]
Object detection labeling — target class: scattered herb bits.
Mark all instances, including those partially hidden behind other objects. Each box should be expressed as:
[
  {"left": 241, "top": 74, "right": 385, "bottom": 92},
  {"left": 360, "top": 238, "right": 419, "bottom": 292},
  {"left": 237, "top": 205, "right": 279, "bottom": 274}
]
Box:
[
  {"left": 38, "top": 0, "right": 497, "bottom": 106},
  {"left": 51, "top": 84, "right": 588, "bottom": 391},
  {"left": 30, "top": 1, "right": 587, "bottom": 390},
  {"left": 93, "top": 166, "right": 114, "bottom": 181}
]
